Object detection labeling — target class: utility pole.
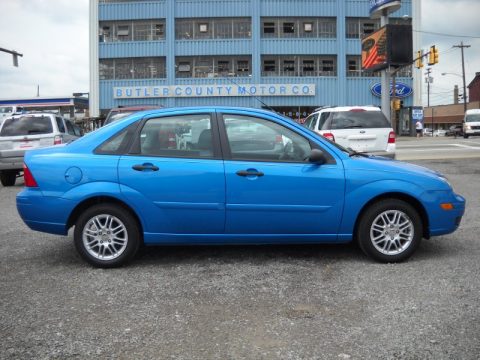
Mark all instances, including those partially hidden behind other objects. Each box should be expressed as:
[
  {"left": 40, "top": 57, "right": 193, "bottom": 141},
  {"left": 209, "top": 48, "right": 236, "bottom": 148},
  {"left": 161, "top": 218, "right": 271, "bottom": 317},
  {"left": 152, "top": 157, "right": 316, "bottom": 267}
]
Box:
[
  {"left": 453, "top": 42, "right": 470, "bottom": 113},
  {"left": 0, "top": 47, "right": 23, "bottom": 67},
  {"left": 425, "top": 67, "right": 432, "bottom": 131}
]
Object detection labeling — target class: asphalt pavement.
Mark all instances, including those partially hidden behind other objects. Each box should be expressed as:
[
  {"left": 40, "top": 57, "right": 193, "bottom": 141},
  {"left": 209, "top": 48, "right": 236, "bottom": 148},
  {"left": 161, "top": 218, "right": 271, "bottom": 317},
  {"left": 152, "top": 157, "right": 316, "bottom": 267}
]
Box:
[{"left": 1, "top": 157, "right": 479, "bottom": 359}]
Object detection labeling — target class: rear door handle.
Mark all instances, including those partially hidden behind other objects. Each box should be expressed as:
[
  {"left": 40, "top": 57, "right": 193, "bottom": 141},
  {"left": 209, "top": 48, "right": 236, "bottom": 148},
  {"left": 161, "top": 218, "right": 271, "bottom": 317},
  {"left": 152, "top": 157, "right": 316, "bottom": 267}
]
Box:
[
  {"left": 132, "top": 163, "right": 159, "bottom": 171},
  {"left": 236, "top": 170, "right": 264, "bottom": 177}
]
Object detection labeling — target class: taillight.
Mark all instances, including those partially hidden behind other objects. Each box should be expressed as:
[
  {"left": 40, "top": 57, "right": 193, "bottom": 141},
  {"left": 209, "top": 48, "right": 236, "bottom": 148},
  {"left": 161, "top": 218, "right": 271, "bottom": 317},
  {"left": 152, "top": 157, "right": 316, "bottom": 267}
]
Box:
[
  {"left": 322, "top": 132, "right": 335, "bottom": 142},
  {"left": 388, "top": 131, "right": 396, "bottom": 144},
  {"left": 23, "top": 163, "right": 38, "bottom": 187},
  {"left": 54, "top": 135, "right": 63, "bottom": 145}
]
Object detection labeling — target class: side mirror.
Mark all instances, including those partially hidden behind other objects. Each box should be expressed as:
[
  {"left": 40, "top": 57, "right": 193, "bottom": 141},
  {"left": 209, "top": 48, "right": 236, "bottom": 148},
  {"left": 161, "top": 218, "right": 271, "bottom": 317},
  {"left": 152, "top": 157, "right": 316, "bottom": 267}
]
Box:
[{"left": 308, "top": 149, "right": 327, "bottom": 165}]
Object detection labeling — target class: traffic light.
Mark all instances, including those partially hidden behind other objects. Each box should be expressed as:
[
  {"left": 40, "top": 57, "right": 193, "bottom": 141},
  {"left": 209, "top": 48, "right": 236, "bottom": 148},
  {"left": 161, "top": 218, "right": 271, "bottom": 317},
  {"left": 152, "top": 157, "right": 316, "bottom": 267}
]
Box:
[
  {"left": 428, "top": 45, "right": 439, "bottom": 65},
  {"left": 392, "top": 99, "right": 401, "bottom": 111},
  {"left": 415, "top": 50, "right": 423, "bottom": 69}
]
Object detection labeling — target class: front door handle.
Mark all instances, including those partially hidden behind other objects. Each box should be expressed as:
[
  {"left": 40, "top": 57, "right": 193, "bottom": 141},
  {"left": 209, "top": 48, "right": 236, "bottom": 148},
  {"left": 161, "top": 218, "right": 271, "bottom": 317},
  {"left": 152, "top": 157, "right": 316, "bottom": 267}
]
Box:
[
  {"left": 132, "top": 163, "right": 159, "bottom": 172},
  {"left": 236, "top": 170, "right": 264, "bottom": 177}
]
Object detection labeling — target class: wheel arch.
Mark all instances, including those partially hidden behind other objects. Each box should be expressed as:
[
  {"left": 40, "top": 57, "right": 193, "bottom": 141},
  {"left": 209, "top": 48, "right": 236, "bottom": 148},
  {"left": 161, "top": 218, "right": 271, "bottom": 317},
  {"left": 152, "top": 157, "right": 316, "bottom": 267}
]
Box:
[
  {"left": 66, "top": 196, "right": 144, "bottom": 242},
  {"left": 353, "top": 192, "right": 430, "bottom": 241}
]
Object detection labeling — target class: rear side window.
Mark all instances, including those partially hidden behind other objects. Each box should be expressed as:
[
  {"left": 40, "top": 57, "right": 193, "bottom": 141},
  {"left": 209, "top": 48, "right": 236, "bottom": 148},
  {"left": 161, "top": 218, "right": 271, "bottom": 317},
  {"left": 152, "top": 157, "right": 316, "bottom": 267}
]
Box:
[
  {"left": 0, "top": 116, "right": 53, "bottom": 136},
  {"left": 330, "top": 111, "right": 390, "bottom": 129},
  {"left": 56, "top": 117, "right": 66, "bottom": 133}
]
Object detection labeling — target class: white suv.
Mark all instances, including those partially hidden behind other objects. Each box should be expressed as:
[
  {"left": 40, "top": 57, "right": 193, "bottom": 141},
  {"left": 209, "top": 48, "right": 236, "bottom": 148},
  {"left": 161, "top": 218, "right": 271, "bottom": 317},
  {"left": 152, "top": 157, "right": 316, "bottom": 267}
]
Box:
[
  {"left": 303, "top": 106, "right": 396, "bottom": 158},
  {"left": 0, "top": 112, "right": 83, "bottom": 186}
]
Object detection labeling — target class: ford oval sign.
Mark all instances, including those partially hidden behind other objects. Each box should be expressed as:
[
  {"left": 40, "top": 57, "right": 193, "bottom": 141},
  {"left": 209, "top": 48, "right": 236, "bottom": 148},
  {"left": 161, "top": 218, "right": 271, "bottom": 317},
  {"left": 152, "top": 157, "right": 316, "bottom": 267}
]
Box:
[
  {"left": 370, "top": 82, "right": 413, "bottom": 98},
  {"left": 370, "top": 0, "right": 401, "bottom": 18}
]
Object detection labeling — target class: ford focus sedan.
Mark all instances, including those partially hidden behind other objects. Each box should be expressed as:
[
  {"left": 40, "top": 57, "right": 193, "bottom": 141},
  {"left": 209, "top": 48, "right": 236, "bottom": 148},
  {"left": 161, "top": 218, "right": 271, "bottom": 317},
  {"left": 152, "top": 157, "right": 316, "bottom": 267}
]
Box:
[{"left": 16, "top": 107, "right": 465, "bottom": 267}]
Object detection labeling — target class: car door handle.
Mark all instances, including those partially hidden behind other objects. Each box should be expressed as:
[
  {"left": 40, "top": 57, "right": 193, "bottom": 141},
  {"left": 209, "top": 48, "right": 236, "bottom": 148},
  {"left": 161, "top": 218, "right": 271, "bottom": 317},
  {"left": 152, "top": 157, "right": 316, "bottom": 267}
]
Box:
[
  {"left": 236, "top": 170, "right": 264, "bottom": 177},
  {"left": 132, "top": 163, "right": 159, "bottom": 171}
]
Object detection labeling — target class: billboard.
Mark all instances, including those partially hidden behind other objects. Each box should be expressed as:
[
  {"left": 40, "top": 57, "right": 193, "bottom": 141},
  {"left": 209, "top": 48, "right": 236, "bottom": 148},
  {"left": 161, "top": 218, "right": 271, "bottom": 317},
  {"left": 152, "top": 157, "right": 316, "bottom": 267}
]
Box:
[
  {"left": 369, "top": 0, "right": 401, "bottom": 18},
  {"left": 362, "top": 24, "right": 413, "bottom": 73}
]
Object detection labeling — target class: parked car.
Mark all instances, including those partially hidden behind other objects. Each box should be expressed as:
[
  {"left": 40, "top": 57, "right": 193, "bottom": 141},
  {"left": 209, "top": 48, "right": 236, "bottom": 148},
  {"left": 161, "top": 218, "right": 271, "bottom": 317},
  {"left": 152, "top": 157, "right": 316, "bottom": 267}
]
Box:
[
  {"left": 103, "top": 105, "right": 161, "bottom": 126},
  {"left": 433, "top": 129, "right": 446, "bottom": 137},
  {"left": 463, "top": 108, "right": 480, "bottom": 138},
  {"left": 445, "top": 125, "right": 463, "bottom": 137},
  {"left": 303, "top": 106, "right": 395, "bottom": 158},
  {"left": 0, "top": 112, "right": 82, "bottom": 186},
  {"left": 17, "top": 107, "right": 465, "bottom": 267},
  {"left": 423, "top": 128, "right": 433, "bottom": 136}
]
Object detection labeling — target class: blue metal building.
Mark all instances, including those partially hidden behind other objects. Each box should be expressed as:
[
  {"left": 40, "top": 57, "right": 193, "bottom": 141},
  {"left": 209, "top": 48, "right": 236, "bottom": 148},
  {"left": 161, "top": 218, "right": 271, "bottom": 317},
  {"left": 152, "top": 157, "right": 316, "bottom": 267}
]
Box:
[{"left": 90, "top": 0, "right": 419, "bottom": 120}]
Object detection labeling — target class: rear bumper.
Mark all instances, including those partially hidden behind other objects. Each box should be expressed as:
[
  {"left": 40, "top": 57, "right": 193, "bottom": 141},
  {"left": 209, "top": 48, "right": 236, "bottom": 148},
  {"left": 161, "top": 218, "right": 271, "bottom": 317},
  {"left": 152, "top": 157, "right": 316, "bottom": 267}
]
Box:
[
  {"left": 0, "top": 156, "right": 24, "bottom": 171},
  {"left": 17, "top": 189, "right": 74, "bottom": 235}
]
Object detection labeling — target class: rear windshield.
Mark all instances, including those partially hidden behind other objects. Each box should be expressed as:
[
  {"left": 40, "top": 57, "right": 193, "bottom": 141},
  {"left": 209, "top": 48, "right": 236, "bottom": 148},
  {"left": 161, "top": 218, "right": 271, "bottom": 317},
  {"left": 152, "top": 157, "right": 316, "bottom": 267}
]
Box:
[
  {"left": 0, "top": 116, "right": 53, "bottom": 136},
  {"left": 329, "top": 111, "right": 391, "bottom": 129},
  {"left": 465, "top": 114, "right": 480, "bottom": 123}
]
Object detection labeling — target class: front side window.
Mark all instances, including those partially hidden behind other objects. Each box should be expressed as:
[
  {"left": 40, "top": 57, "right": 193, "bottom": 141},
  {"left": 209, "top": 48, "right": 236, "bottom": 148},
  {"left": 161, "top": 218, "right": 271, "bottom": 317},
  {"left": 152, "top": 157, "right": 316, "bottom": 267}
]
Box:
[
  {"left": 223, "top": 114, "right": 311, "bottom": 162},
  {"left": 140, "top": 115, "right": 213, "bottom": 158}
]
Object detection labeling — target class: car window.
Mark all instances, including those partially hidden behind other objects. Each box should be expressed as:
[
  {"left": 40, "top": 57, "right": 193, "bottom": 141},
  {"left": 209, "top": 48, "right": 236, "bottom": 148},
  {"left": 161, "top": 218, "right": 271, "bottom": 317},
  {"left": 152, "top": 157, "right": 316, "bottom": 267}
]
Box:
[
  {"left": 140, "top": 114, "right": 213, "bottom": 158},
  {"left": 0, "top": 116, "right": 53, "bottom": 136},
  {"left": 65, "top": 120, "right": 75, "bottom": 135},
  {"left": 465, "top": 114, "right": 480, "bottom": 123},
  {"left": 105, "top": 111, "right": 134, "bottom": 125},
  {"left": 73, "top": 124, "right": 83, "bottom": 136},
  {"left": 304, "top": 114, "right": 316, "bottom": 130},
  {"left": 223, "top": 114, "right": 311, "bottom": 162},
  {"left": 56, "top": 117, "right": 66, "bottom": 133},
  {"left": 330, "top": 110, "right": 390, "bottom": 129}
]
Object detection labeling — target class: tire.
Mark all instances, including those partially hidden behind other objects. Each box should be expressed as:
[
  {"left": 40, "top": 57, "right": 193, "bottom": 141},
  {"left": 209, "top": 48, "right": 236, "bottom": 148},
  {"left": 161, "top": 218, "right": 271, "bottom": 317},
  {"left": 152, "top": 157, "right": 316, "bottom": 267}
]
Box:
[
  {"left": 74, "top": 204, "right": 141, "bottom": 268},
  {"left": 0, "top": 170, "right": 17, "bottom": 187},
  {"left": 357, "top": 199, "right": 423, "bottom": 263},
  {"left": 463, "top": 134, "right": 469, "bottom": 139}
]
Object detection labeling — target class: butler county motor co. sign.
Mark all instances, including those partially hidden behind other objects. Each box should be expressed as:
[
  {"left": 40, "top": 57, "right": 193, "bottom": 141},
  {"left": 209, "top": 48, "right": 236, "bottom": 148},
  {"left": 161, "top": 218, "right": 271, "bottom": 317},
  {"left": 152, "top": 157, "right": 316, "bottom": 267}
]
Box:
[{"left": 114, "top": 84, "right": 315, "bottom": 99}]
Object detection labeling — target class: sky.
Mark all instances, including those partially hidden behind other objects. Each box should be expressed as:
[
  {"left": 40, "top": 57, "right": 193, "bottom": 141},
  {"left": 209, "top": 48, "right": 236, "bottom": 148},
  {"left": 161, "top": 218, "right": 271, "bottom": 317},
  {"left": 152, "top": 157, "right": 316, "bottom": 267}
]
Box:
[{"left": 0, "top": 0, "right": 479, "bottom": 107}]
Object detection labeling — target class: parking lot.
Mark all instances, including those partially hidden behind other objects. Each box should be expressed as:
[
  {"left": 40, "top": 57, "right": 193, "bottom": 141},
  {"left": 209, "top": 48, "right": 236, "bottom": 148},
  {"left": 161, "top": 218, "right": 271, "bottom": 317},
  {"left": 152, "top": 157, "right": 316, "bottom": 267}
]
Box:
[{"left": 1, "top": 154, "right": 479, "bottom": 359}]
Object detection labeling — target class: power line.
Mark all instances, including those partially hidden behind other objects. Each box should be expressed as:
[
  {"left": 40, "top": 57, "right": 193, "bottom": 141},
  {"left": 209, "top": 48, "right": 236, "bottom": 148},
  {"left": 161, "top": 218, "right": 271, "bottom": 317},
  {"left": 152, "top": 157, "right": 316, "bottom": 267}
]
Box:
[{"left": 414, "top": 29, "right": 480, "bottom": 39}]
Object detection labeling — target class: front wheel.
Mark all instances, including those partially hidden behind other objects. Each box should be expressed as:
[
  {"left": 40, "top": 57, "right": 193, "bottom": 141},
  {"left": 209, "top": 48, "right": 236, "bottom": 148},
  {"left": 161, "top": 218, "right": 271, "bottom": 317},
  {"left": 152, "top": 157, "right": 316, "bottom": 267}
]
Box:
[
  {"left": 74, "top": 204, "right": 141, "bottom": 268},
  {"left": 357, "top": 199, "right": 423, "bottom": 263},
  {"left": 463, "top": 134, "right": 469, "bottom": 139}
]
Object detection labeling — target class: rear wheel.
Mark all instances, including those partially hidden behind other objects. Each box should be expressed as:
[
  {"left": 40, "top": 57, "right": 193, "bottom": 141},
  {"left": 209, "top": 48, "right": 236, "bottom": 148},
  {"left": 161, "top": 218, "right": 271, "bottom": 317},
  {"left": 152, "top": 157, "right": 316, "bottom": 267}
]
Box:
[
  {"left": 463, "top": 134, "right": 469, "bottom": 138},
  {"left": 357, "top": 199, "right": 423, "bottom": 263},
  {"left": 0, "top": 170, "right": 17, "bottom": 187},
  {"left": 74, "top": 204, "right": 141, "bottom": 268}
]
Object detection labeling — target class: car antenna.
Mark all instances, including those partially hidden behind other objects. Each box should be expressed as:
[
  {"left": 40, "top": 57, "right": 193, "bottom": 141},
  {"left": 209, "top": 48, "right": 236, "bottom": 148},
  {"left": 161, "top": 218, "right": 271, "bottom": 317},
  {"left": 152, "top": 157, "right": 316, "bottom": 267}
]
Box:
[{"left": 224, "top": 76, "right": 278, "bottom": 114}]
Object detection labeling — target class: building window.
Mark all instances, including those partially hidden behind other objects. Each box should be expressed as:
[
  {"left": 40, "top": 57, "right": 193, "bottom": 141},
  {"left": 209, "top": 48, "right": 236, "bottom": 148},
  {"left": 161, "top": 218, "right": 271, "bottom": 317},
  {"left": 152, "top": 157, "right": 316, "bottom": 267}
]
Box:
[
  {"left": 346, "top": 18, "right": 380, "bottom": 39},
  {"left": 262, "top": 56, "right": 336, "bottom": 77},
  {"left": 176, "top": 18, "right": 251, "bottom": 40},
  {"left": 100, "top": 20, "right": 165, "bottom": 42},
  {"left": 282, "top": 22, "right": 296, "bottom": 36},
  {"left": 262, "top": 17, "right": 335, "bottom": 38},
  {"left": 99, "top": 57, "right": 166, "bottom": 80},
  {"left": 346, "top": 55, "right": 361, "bottom": 77},
  {"left": 175, "top": 56, "right": 251, "bottom": 78},
  {"left": 263, "top": 22, "right": 276, "bottom": 36}
]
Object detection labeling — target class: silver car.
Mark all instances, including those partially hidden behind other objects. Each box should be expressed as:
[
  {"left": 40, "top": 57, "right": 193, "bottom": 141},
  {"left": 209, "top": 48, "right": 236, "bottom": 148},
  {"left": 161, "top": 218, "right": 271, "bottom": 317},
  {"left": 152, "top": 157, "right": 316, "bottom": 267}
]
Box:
[{"left": 0, "top": 112, "right": 82, "bottom": 186}]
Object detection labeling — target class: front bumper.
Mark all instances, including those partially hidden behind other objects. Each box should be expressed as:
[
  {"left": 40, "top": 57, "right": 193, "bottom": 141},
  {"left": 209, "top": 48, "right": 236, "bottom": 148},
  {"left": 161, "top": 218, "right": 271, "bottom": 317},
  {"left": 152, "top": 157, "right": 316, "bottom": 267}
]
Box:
[{"left": 428, "top": 193, "right": 466, "bottom": 237}]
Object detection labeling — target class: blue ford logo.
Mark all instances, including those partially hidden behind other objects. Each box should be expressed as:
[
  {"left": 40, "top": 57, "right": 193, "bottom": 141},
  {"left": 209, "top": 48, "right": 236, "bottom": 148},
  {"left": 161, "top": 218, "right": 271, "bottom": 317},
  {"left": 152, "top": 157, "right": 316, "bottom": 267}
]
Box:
[{"left": 370, "top": 82, "right": 413, "bottom": 98}]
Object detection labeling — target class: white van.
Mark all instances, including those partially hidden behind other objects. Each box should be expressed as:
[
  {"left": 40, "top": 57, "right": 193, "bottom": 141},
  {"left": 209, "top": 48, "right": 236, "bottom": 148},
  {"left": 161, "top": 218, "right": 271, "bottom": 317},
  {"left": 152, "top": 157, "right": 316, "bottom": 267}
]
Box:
[{"left": 463, "top": 109, "right": 480, "bottom": 138}]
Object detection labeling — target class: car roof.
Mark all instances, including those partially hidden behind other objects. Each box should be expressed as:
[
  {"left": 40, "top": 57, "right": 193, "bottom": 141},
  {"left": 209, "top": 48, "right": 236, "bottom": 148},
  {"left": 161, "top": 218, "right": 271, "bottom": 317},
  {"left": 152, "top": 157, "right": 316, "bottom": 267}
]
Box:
[
  {"left": 109, "top": 105, "right": 162, "bottom": 112},
  {"left": 313, "top": 106, "right": 382, "bottom": 113}
]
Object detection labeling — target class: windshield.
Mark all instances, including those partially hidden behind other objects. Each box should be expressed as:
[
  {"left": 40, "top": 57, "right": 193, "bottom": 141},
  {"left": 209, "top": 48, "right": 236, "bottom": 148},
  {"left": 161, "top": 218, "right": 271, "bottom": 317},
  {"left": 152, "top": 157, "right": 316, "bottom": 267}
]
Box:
[
  {"left": 465, "top": 114, "right": 480, "bottom": 123},
  {"left": 0, "top": 116, "right": 53, "bottom": 136},
  {"left": 0, "top": 107, "right": 13, "bottom": 114}
]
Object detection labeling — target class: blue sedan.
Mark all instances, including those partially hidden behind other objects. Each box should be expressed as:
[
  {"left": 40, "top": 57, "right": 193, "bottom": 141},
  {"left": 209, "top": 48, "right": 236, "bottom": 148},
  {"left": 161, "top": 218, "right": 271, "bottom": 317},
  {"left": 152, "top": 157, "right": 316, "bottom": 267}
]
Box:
[{"left": 17, "top": 107, "right": 465, "bottom": 267}]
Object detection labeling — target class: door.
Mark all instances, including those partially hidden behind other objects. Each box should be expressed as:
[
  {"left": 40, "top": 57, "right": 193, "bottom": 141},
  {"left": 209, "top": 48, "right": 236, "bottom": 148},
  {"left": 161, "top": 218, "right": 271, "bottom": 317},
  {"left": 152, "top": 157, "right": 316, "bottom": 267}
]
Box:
[
  {"left": 220, "top": 112, "right": 345, "bottom": 238},
  {"left": 118, "top": 112, "right": 226, "bottom": 238}
]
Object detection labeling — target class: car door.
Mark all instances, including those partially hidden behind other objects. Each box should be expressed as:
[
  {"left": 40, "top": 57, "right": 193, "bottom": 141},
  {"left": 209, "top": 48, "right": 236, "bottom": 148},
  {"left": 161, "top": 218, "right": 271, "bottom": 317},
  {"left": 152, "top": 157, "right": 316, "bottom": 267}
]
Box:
[
  {"left": 117, "top": 112, "right": 226, "bottom": 238},
  {"left": 219, "top": 111, "right": 345, "bottom": 239}
]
